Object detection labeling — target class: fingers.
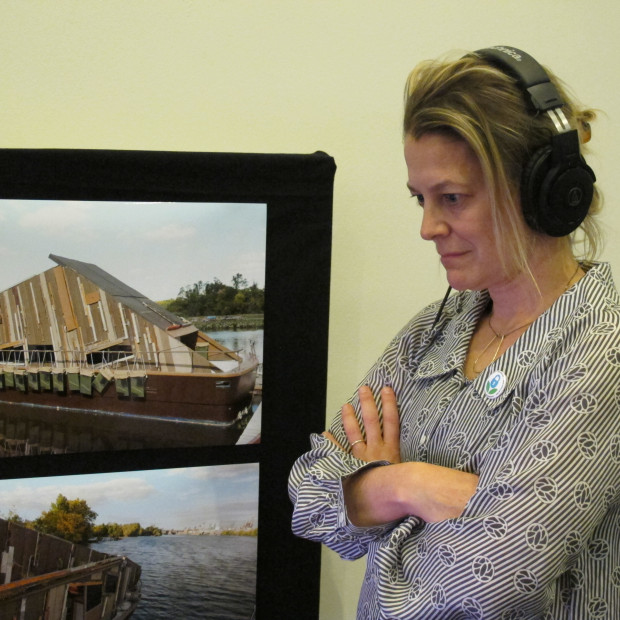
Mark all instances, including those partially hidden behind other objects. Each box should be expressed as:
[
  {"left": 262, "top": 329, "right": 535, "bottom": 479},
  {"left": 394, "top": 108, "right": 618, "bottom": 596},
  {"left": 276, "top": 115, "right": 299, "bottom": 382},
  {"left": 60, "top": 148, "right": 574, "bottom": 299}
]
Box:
[
  {"left": 344, "top": 386, "right": 398, "bottom": 441},
  {"left": 380, "top": 387, "right": 400, "bottom": 447},
  {"left": 340, "top": 386, "right": 401, "bottom": 462},
  {"left": 358, "top": 386, "right": 383, "bottom": 445},
  {"left": 342, "top": 402, "right": 364, "bottom": 443},
  {"left": 341, "top": 403, "right": 368, "bottom": 457}
]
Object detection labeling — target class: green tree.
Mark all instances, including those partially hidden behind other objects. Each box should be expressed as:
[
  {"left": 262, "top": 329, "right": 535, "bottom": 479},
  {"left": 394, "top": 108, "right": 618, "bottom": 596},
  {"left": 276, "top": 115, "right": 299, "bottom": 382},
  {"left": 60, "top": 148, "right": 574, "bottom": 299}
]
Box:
[
  {"left": 232, "top": 273, "right": 248, "bottom": 290},
  {"left": 233, "top": 291, "right": 247, "bottom": 313},
  {"left": 245, "top": 283, "right": 264, "bottom": 313},
  {"left": 107, "top": 523, "right": 124, "bottom": 539},
  {"left": 168, "top": 274, "right": 264, "bottom": 317},
  {"left": 122, "top": 522, "right": 142, "bottom": 537},
  {"left": 142, "top": 525, "right": 163, "bottom": 537},
  {"left": 34, "top": 494, "right": 97, "bottom": 544},
  {"left": 1, "top": 508, "right": 25, "bottom": 524},
  {"left": 92, "top": 523, "right": 108, "bottom": 540}
]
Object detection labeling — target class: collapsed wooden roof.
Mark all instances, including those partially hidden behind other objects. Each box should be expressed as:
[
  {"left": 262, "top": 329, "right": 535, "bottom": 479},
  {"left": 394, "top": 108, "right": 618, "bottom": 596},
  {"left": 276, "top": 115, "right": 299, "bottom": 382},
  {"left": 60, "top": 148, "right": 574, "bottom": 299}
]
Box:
[
  {"left": 49, "top": 254, "right": 241, "bottom": 363},
  {"left": 50, "top": 254, "right": 185, "bottom": 332},
  {"left": 0, "top": 255, "right": 242, "bottom": 367}
]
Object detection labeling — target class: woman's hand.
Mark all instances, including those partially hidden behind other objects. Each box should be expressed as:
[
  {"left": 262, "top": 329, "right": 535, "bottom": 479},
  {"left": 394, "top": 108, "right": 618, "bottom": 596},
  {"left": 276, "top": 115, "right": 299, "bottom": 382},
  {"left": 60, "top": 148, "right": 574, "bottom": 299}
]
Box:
[{"left": 324, "top": 385, "right": 401, "bottom": 463}]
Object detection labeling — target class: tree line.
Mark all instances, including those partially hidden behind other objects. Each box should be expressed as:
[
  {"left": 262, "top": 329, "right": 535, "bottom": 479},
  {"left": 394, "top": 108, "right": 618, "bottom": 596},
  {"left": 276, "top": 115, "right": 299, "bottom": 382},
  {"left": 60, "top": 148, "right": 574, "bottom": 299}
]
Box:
[
  {"left": 4, "top": 494, "right": 162, "bottom": 545},
  {"left": 163, "top": 273, "right": 264, "bottom": 317}
]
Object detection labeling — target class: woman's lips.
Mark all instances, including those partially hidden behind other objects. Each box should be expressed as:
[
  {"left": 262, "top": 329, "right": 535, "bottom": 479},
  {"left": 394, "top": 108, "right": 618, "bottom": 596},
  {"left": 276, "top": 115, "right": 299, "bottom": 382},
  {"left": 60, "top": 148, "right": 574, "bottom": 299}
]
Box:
[{"left": 440, "top": 251, "right": 468, "bottom": 267}]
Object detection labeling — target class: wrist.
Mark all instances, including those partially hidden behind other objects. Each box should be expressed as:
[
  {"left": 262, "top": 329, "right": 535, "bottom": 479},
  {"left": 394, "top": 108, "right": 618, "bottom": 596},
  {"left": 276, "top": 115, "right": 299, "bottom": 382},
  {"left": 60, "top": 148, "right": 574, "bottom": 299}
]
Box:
[
  {"left": 405, "top": 461, "right": 479, "bottom": 522},
  {"left": 343, "top": 462, "right": 413, "bottom": 526}
]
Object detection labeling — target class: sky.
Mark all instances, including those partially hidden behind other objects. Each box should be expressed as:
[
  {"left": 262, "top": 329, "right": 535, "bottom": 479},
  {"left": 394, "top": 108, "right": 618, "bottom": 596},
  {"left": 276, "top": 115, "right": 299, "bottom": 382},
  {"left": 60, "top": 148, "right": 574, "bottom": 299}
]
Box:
[
  {"left": 0, "top": 463, "right": 259, "bottom": 531},
  {"left": 0, "top": 200, "right": 267, "bottom": 302}
]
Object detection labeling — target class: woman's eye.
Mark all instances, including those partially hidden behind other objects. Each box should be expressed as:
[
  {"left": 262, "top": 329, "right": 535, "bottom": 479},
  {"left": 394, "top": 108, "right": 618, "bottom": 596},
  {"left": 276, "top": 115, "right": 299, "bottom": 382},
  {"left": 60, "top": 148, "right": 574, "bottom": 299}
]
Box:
[
  {"left": 411, "top": 194, "right": 424, "bottom": 207},
  {"left": 444, "top": 194, "right": 460, "bottom": 205}
]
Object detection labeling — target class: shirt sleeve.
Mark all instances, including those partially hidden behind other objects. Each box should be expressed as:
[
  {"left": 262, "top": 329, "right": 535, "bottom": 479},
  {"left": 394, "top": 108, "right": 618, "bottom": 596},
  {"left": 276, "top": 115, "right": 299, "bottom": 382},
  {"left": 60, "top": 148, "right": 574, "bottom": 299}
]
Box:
[
  {"left": 287, "top": 306, "right": 437, "bottom": 560},
  {"left": 288, "top": 432, "right": 408, "bottom": 560}
]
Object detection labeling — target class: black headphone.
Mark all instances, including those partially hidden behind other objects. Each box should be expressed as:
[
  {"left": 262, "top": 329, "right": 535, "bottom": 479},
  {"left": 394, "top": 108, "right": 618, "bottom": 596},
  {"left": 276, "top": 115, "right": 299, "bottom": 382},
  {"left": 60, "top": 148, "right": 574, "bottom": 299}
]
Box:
[{"left": 474, "top": 46, "right": 595, "bottom": 237}]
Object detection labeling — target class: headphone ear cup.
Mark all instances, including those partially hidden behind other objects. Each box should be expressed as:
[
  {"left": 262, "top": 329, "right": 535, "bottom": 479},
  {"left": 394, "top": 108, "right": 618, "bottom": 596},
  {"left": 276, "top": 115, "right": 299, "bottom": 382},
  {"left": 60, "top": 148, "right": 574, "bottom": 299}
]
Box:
[
  {"left": 539, "top": 161, "right": 594, "bottom": 236},
  {"left": 521, "top": 145, "right": 595, "bottom": 237}
]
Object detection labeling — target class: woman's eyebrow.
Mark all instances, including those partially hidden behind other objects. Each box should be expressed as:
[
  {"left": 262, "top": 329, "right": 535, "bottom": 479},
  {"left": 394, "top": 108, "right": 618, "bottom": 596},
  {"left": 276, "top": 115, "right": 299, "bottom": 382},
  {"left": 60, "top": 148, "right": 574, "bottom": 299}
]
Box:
[{"left": 406, "top": 180, "right": 465, "bottom": 193}]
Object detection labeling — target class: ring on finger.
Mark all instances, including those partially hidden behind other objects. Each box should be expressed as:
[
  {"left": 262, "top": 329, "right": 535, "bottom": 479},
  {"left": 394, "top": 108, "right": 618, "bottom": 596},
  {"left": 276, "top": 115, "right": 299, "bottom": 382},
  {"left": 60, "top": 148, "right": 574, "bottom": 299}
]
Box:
[{"left": 350, "top": 439, "right": 366, "bottom": 449}]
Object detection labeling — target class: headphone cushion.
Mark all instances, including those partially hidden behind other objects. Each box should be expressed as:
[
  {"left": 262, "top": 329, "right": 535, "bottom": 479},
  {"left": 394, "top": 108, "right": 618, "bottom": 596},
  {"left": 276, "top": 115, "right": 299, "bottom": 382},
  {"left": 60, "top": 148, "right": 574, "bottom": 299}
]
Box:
[
  {"left": 521, "top": 146, "right": 595, "bottom": 237},
  {"left": 521, "top": 145, "right": 552, "bottom": 233}
]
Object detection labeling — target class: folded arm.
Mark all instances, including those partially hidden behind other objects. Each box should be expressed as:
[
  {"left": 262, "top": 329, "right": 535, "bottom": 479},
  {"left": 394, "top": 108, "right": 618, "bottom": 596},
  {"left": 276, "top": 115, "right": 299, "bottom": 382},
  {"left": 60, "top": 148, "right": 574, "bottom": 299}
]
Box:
[
  {"left": 342, "top": 459, "right": 479, "bottom": 525},
  {"left": 325, "top": 385, "right": 479, "bottom": 526}
]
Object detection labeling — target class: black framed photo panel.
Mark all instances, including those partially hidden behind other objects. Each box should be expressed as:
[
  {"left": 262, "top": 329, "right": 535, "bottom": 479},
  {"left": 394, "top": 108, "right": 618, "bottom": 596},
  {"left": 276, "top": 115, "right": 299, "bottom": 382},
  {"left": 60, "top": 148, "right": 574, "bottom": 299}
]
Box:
[{"left": 0, "top": 149, "right": 334, "bottom": 620}]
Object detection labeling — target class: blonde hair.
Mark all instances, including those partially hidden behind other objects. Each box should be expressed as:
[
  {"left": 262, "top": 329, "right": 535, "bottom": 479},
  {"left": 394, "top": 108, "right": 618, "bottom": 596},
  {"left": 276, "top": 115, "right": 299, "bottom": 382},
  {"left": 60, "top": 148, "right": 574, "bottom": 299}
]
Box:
[{"left": 403, "top": 53, "right": 602, "bottom": 275}]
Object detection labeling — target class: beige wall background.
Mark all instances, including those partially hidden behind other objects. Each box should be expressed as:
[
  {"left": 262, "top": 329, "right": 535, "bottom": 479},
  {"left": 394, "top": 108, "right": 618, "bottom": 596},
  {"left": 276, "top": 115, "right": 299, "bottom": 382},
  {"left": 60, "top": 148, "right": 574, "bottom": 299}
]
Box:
[{"left": 3, "top": 2, "right": 620, "bottom": 618}]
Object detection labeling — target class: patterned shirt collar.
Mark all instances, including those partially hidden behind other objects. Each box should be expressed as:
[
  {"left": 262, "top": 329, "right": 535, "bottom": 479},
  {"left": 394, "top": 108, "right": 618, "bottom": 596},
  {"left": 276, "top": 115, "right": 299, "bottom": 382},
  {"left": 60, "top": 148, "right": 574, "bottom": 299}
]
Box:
[{"left": 414, "top": 262, "right": 617, "bottom": 409}]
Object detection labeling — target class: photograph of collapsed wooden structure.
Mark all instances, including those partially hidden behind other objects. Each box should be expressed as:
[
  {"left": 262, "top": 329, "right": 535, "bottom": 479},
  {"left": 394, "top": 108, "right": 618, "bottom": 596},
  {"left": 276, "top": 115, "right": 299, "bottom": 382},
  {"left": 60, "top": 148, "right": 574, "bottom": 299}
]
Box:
[
  {"left": 0, "top": 517, "right": 142, "bottom": 620},
  {"left": 0, "top": 255, "right": 259, "bottom": 454}
]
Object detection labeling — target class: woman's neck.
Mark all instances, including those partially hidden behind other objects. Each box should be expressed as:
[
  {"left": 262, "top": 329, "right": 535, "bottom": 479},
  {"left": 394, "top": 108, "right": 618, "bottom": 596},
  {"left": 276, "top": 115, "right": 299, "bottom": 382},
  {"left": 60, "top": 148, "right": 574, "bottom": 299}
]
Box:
[{"left": 487, "top": 245, "right": 582, "bottom": 331}]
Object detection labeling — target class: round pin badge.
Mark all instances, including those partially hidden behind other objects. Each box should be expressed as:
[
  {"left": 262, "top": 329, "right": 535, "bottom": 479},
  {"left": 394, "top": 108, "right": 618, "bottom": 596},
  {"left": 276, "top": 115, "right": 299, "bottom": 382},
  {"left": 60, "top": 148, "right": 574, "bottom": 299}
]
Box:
[{"left": 484, "top": 370, "right": 507, "bottom": 399}]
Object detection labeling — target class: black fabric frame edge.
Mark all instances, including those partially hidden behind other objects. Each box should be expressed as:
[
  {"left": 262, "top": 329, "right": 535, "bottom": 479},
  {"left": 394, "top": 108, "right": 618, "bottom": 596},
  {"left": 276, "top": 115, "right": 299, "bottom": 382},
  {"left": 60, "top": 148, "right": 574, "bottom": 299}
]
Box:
[{"left": 0, "top": 148, "right": 335, "bottom": 620}]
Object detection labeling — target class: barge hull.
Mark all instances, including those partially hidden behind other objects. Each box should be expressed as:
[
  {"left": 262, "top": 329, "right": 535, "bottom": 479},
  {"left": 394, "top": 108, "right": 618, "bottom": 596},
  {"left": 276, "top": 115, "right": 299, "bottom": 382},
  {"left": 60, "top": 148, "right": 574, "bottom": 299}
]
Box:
[{"left": 0, "top": 365, "right": 257, "bottom": 422}]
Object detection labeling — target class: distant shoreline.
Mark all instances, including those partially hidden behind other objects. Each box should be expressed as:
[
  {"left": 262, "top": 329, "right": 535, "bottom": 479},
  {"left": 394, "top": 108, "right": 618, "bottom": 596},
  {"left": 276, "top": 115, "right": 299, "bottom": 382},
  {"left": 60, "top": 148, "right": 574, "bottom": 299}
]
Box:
[
  {"left": 167, "top": 529, "right": 258, "bottom": 537},
  {"left": 94, "top": 528, "right": 258, "bottom": 542},
  {"left": 194, "top": 314, "right": 263, "bottom": 331}
]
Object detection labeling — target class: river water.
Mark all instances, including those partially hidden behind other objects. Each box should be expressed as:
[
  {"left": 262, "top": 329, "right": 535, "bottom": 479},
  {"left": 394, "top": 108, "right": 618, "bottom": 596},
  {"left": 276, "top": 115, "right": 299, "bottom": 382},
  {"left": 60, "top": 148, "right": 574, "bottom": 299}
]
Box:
[
  {"left": 206, "top": 329, "right": 264, "bottom": 363},
  {"left": 91, "top": 534, "right": 256, "bottom": 619}
]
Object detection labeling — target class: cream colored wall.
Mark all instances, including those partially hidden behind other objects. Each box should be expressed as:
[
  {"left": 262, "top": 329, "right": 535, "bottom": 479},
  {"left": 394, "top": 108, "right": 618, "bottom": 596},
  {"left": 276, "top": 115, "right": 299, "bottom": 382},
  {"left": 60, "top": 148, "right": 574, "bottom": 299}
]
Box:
[{"left": 3, "top": 2, "right": 620, "bottom": 618}]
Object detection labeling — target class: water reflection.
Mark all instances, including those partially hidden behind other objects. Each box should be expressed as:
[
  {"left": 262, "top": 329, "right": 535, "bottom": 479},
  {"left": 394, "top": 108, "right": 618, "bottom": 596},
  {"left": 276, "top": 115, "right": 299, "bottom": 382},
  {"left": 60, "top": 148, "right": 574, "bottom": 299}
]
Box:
[{"left": 0, "top": 403, "right": 250, "bottom": 457}]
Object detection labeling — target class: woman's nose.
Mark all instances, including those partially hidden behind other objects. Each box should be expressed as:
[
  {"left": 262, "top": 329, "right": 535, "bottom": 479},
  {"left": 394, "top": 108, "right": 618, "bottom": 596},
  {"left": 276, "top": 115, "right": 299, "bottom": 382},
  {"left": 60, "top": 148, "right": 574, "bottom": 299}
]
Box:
[{"left": 420, "top": 204, "right": 449, "bottom": 241}]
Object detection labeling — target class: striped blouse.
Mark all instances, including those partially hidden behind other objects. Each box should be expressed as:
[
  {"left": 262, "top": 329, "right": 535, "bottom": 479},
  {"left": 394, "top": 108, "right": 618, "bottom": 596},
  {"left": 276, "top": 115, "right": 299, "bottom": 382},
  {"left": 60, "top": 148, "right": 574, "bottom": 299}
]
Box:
[{"left": 289, "top": 262, "right": 620, "bottom": 619}]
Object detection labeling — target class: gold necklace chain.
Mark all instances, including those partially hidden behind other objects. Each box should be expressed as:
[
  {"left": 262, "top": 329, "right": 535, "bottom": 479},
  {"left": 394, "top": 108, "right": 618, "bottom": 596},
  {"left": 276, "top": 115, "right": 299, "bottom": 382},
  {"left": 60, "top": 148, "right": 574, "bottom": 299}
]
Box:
[
  {"left": 472, "top": 320, "right": 533, "bottom": 375},
  {"left": 471, "top": 263, "right": 581, "bottom": 375}
]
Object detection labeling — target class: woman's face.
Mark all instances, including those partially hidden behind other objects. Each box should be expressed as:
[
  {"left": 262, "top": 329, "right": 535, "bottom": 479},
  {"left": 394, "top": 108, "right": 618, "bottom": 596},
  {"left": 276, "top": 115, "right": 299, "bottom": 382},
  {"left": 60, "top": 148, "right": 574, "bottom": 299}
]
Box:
[{"left": 404, "top": 132, "right": 508, "bottom": 292}]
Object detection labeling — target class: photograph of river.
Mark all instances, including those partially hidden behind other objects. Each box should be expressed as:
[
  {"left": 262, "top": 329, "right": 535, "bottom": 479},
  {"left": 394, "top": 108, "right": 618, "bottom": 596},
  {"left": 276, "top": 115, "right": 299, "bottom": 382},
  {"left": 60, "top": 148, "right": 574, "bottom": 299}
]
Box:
[{"left": 0, "top": 463, "right": 258, "bottom": 619}]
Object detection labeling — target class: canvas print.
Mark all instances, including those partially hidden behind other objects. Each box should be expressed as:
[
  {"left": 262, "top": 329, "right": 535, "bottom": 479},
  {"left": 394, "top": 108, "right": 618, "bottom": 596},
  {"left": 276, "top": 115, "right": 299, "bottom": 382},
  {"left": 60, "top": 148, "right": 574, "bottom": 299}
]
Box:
[
  {"left": 0, "top": 148, "right": 334, "bottom": 618},
  {"left": 0, "top": 463, "right": 259, "bottom": 619},
  {"left": 0, "top": 200, "right": 266, "bottom": 456}
]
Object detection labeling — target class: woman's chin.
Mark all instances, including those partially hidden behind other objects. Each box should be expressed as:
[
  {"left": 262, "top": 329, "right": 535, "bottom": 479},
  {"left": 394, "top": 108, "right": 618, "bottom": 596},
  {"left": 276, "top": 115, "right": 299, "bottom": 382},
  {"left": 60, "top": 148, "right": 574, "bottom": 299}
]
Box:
[{"left": 445, "top": 273, "right": 472, "bottom": 292}]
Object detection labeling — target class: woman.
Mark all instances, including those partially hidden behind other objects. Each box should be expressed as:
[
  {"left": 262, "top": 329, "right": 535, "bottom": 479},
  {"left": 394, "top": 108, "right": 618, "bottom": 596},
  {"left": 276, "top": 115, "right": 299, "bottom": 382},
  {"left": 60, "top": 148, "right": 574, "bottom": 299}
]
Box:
[{"left": 289, "top": 47, "right": 620, "bottom": 618}]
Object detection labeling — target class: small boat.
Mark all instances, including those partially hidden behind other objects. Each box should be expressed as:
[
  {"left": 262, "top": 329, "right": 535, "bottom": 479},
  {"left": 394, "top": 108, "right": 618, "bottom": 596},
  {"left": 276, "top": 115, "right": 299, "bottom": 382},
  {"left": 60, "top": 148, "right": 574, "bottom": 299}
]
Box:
[
  {"left": 0, "top": 517, "right": 142, "bottom": 619},
  {"left": 0, "top": 255, "right": 258, "bottom": 425}
]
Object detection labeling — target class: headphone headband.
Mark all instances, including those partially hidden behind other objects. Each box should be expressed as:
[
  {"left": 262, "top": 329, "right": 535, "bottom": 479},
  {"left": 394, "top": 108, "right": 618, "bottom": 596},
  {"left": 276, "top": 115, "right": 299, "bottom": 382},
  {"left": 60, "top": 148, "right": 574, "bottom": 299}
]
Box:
[
  {"left": 474, "top": 46, "right": 564, "bottom": 113},
  {"left": 471, "top": 45, "right": 595, "bottom": 237}
]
